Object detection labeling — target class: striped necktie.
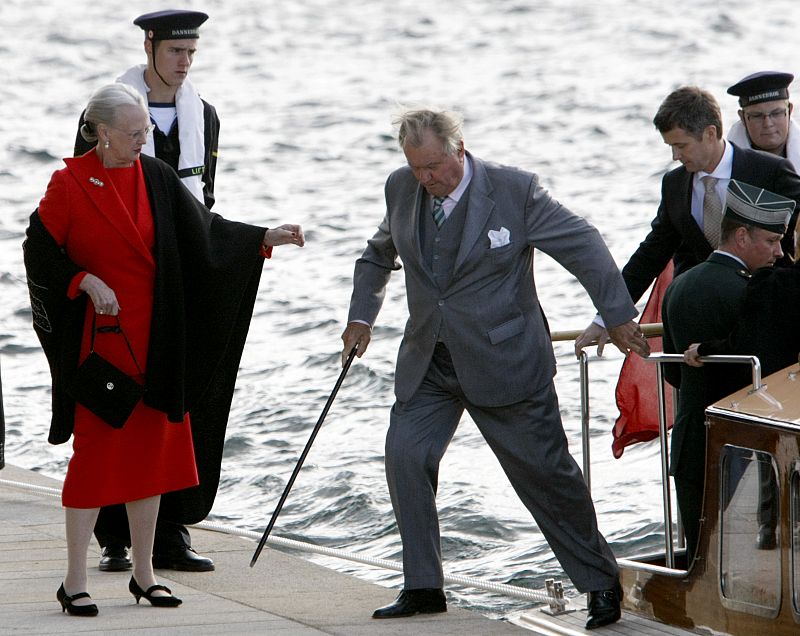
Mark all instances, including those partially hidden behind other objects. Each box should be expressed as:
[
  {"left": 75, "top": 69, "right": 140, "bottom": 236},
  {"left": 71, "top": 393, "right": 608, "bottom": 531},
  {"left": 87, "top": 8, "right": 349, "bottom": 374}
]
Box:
[
  {"left": 432, "top": 196, "right": 446, "bottom": 229},
  {"left": 702, "top": 176, "right": 723, "bottom": 248}
]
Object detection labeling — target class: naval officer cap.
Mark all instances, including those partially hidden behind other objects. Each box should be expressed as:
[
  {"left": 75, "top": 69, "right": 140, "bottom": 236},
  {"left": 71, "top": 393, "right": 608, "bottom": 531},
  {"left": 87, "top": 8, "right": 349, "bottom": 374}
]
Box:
[
  {"left": 727, "top": 71, "right": 794, "bottom": 107},
  {"left": 725, "top": 179, "right": 795, "bottom": 234},
  {"left": 133, "top": 9, "right": 209, "bottom": 41}
]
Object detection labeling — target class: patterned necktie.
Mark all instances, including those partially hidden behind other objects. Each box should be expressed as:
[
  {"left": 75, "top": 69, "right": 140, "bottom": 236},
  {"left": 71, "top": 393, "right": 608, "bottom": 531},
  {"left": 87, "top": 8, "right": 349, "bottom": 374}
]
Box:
[
  {"left": 432, "top": 196, "right": 446, "bottom": 229},
  {"left": 702, "top": 176, "right": 723, "bottom": 249}
]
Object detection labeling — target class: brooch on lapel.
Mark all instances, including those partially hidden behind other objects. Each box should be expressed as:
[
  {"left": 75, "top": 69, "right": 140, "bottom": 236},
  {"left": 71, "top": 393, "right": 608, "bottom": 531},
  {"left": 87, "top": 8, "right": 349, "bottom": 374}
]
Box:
[{"left": 89, "top": 177, "right": 104, "bottom": 187}]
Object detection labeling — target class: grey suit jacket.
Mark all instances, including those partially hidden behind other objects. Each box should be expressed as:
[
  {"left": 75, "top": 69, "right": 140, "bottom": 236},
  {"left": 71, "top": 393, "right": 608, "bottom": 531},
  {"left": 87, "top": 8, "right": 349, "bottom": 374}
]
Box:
[{"left": 348, "top": 153, "right": 637, "bottom": 407}]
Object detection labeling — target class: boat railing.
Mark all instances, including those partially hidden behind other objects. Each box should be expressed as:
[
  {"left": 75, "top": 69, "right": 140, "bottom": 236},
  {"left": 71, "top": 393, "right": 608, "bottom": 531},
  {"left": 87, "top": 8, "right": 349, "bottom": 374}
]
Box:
[
  {"left": 639, "top": 352, "right": 761, "bottom": 569},
  {"left": 551, "top": 325, "right": 763, "bottom": 571}
]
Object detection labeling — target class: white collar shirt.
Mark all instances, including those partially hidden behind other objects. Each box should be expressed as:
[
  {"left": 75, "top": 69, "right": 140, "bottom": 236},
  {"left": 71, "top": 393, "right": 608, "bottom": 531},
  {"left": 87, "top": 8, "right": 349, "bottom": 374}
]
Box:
[{"left": 433, "top": 155, "right": 473, "bottom": 219}]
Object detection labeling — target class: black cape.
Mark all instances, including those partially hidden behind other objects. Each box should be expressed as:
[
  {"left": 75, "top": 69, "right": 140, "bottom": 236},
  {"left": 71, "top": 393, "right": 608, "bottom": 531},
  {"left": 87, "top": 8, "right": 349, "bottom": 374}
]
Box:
[{"left": 23, "top": 154, "right": 265, "bottom": 523}]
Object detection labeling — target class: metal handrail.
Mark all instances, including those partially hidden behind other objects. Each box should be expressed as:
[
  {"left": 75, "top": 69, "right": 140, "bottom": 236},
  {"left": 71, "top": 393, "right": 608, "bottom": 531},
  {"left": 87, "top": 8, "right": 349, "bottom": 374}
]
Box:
[
  {"left": 579, "top": 351, "right": 591, "bottom": 494},
  {"left": 574, "top": 338, "right": 762, "bottom": 571},
  {"left": 654, "top": 359, "right": 675, "bottom": 568},
  {"left": 646, "top": 353, "right": 762, "bottom": 391},
  {"left": 642, "top": 353, "right": 762, "bottom": 569}
]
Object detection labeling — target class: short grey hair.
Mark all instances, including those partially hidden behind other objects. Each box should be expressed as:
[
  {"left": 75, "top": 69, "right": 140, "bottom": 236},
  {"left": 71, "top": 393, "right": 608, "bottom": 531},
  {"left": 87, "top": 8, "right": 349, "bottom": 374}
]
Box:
[
  {"left": 80, "top": 83, "right": 148, "bottom": 143},
  {"left": 393, "top": 107, "right": 464, "bottom": 156}
]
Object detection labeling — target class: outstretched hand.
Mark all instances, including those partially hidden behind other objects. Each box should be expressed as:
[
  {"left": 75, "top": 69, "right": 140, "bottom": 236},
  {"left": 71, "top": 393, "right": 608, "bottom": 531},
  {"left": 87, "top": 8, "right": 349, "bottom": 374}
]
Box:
[{"left": 264, "top": 224, "right": 305, "bottom": 247}]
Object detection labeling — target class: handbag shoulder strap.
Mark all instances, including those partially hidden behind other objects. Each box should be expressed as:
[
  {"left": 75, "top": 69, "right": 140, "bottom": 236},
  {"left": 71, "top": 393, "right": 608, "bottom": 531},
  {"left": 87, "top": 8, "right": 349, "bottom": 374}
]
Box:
[{"left": 89, "top": 313, "right": 144, "bottom": 375}]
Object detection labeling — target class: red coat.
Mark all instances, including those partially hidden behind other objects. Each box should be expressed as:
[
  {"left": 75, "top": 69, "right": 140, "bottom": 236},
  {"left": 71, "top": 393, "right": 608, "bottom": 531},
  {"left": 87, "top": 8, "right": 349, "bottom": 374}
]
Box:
[
  {"left": 37, "top": 151, "right": 196, "bottom": 507},
  {"left": 26, "top": 150, "right": 267, "bottom": 518},
  {"left": 42, "top": 152, "right": 157, "bottom": 377}
]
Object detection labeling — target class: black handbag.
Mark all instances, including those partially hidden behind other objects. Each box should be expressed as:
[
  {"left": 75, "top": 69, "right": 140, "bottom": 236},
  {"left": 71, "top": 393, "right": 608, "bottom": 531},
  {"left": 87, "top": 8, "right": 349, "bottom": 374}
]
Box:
[{"left": 66, "top": 313, "right": 144, "bottom": 429}]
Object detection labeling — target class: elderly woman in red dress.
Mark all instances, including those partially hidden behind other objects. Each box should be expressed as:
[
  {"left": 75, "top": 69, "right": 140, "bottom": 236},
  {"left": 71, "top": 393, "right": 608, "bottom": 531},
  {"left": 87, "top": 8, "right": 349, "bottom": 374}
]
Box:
[{"left": 24, "top": 83, "right": 304, "bottom": 615}]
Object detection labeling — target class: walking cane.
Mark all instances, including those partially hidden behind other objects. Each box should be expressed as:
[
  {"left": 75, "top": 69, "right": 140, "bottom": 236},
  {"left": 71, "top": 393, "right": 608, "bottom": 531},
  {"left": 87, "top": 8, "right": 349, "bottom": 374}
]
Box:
[{"left": 250, "top": 344, "right": 358, "bottom": 567}]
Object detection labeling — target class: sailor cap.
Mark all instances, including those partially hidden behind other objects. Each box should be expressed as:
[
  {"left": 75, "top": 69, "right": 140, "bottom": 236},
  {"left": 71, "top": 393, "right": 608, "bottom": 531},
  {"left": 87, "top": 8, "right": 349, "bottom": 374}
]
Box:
[
  {"left": 133, "top": 10, "right": 208, "bottom": 41},
  {"left": 727, "top": 71, "right": 794, "bottom": 107},
  {"left": 725, "top": 179, "right": 795, "bottom": 234}
]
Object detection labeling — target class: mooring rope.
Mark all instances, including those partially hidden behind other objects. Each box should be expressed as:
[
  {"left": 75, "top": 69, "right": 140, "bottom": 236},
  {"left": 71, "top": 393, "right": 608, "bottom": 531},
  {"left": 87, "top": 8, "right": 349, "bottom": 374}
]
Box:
[{"left": 0, "top": 476, "right": 563, "bottom": 606}]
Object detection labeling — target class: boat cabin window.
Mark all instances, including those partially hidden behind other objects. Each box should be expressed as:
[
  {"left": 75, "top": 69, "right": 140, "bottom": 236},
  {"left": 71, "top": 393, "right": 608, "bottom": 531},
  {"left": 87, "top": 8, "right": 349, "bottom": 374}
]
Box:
[{"left": 719, "top": 445, "right": 780, "bottom": 615}]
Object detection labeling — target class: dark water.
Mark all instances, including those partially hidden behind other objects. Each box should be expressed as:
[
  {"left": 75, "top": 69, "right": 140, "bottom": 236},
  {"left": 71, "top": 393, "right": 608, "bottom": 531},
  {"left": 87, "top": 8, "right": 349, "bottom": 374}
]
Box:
[{"left": 2, "top": 0, "right": 800, "bottom": 618}]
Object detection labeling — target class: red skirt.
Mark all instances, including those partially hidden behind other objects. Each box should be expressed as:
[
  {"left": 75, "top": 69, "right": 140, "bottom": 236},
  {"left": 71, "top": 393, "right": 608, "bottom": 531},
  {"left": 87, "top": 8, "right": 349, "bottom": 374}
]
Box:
[{"left": 62, "top": 401, "right": 198, "bottom": 508}]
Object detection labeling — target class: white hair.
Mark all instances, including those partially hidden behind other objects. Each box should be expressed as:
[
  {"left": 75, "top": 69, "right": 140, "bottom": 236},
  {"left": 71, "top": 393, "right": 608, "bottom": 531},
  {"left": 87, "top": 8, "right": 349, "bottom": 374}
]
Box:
[
  {"left": 393, "top": 106, "right": 464, "bottom": 156},
  {"left": 80, "top": 83, "right": 148, "bottom": 143}
]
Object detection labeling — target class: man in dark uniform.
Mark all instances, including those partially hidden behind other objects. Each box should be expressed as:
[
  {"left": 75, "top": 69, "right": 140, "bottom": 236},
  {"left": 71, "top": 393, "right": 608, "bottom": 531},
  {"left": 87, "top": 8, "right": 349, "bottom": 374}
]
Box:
[
  {"left": 576, "top": 86, "right": 800, "bottom": 355},
  {"left": 74, "top": 10, "right": 219, "bottom": 210},
  {"left": 74, "top": 10, "right": 220, "bottom": 573},
  {"left": 687, "top": 259, "right": 800, "bottom": 382},
  {"left": 662, "top": 180, "right": 793, "bottom": 563}
]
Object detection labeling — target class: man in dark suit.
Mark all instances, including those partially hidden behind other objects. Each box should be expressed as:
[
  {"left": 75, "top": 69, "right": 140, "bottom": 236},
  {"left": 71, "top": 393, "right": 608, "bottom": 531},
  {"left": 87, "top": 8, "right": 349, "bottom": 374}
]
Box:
[
  {"left": 576, "top": 86, "right": 800, "bottom": 355},
  {"left": 662, "top": 180, "right": 794, "bottom": 563},
  {"left": 341, "top": 107, "right": 649, "bottom": 629}
]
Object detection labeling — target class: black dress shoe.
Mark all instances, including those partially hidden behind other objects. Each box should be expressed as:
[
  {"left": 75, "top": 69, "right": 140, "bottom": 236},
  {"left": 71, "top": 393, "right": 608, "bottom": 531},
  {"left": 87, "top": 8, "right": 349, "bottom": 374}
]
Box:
[
  {"left": 152, "top": 546, "right": 215, "bottom": 572},
  {"left": 756, "top": 525, "right": 777, "bottom": 550},
  {"left": 586, "top": 579, "right": 622, "bottom": 630},
  {"left": 98, "top": 545, "right": 132, "bottom": 572},
  {"left": 129, "top": 576, "right": 182, "bottom": 607},
  {"left": 57, "top": 583, "right": 99, "bottom": 616},
  {"left": 372, "top": 588, "right": 447, "bottom": 619}
]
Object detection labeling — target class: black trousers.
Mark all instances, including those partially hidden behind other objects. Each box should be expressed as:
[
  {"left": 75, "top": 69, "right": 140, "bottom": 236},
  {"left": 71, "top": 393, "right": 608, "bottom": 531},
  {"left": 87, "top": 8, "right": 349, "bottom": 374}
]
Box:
[
  {"left": 94, "top": 504, "right": 190, "bottom": 552},
  {"left": 674, "top": 474, "right": 702, "bottom": 565}
]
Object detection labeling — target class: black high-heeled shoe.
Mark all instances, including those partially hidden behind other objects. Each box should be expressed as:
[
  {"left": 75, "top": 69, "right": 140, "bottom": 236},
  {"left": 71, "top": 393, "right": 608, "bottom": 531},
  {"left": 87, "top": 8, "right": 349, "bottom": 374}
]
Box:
[
  {"left": 129, "top": 576, "right": 182, "bottom": 607},
  {"left": 56, "top": 583, "right": 98, "bottom": 616}
]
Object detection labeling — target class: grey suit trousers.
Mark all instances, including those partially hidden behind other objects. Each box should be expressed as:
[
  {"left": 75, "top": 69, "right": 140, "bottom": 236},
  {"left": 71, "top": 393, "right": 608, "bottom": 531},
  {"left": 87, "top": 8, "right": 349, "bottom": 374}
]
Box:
[{"left": 386, "top": 343, "right": 618, "bottom": 592}]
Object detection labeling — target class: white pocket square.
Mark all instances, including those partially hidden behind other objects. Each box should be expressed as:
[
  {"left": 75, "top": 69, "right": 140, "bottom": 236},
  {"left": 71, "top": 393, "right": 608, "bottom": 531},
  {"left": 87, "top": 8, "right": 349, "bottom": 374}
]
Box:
[{"left": 488, "top": 227, "right": 511, "bottom": 248}]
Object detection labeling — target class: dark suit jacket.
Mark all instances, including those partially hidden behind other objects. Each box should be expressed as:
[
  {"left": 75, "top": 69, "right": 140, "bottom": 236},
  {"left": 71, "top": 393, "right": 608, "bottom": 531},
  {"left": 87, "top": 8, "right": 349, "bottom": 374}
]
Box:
[
  {"left": 662, "top": 252, "right": 753, "bottom": 481},
  {"left": 622, "top": 143, "right": 800, "bottom": 305},
  {"left": 699, "top": 259, "right": 800, "bottom": 377}
]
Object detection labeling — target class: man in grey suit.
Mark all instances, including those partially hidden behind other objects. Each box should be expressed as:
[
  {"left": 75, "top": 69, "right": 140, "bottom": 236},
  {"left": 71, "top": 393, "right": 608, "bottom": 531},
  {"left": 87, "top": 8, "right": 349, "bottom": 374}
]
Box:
[{"left": 341, "top": 107, "right": 649, "bottom": 629}]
